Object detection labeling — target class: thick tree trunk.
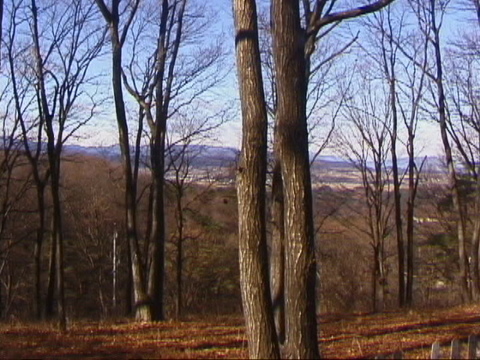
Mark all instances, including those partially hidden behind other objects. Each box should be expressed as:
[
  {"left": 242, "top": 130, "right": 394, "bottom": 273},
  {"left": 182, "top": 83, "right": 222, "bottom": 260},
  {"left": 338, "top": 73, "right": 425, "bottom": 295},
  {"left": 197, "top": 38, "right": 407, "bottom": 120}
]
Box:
[
  {"left": 272, "top": 0, "right": 319, "bottom": 358},
  {"left": 234, "top": 0, "right": 280, "bottom": 358},
  {"left": 270, "top": 160, "right": 285, "bottom": 345}
]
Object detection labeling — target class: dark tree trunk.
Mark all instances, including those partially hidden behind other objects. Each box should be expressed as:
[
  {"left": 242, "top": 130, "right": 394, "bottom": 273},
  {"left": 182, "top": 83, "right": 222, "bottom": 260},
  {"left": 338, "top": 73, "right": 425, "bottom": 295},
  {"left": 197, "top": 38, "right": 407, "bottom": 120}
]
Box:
[
  {"left": 372, "top": 244, "right": 385, "bottom": 313},
  {"left": 471, "top": 193, "right": 480, "bottom": 300},
  {"left": 45, "top": 231, "right": 56, "bottom": 319},
  {"left": 272, "top": 0, "right": 319, "bottom": 358},
  {"left": 146, "top": 113, "right": 166, "bottom": 322},
  {"left": 34, "top": 187, "right": 46, "bottom": 320},
  {"left": 405, "top": 139, "right": 416, "bottom": 306},
  {"left": 270, "top": 159, "right": 285, "bottom": 345},
  {"left": 175, "top": 188, "right": 184, "bottom": 320},
  {"left": 389, "top": 82, "right": 405, "bottom": 308},
  {"left": 50, "top": 167, "right": 66, "bottom": 331},
  {"left": 234, "top": 0, "right": 280, "bottom": 358}
]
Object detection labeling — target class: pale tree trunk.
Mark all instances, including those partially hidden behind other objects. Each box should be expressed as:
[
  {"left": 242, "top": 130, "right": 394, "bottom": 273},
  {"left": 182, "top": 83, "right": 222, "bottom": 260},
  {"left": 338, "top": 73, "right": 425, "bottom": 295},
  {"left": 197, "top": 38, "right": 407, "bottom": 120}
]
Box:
[
  {"left": 428, "top": 0, "right": 470, "bottom": 302},
  {"left": 272, "top": 0, "right": 319, "bottom": 358},
  {"left": 234, "top": 0, "right": 280, "bottom": 358}
]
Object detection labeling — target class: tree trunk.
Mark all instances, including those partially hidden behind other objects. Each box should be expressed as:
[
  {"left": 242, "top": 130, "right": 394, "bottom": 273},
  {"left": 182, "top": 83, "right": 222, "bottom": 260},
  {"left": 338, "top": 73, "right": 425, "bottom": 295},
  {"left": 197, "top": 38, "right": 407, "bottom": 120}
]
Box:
[
  {"left": 470, "top": 190, "right": 480, "bottom": 300},
  {"left": 405, "top": 140, "right": 416, "bottom": 306},
  {"left": 270, "top": 159, "right": 285, "bottom": 345},
  {"left": 146, "top": 111, "right": 167, "bottom": 322},
  {"left": 372, "top": 244, "right": 386, "bottom": 313},
  {"left": 125, "top": 238, "right": 133, "bottom": 316},
  {"left": 174, "top": 184, "right": 184, "bottom": 320},
  {"left": 429, "top": 0, "right": 470, "bottom": 302},
  {"left": 34, "top": 188, "right": 46, "bottom": 320},
  {"left": 272, "top": 0, "right": 319, "bottom": 358},
  {"left": 45, "top": 227, "right": 56, "bottom": 319},
  {"left": 234, "top": 0, "right": 280, "bottom": 358},
  {"left": 112, "top": 33, "right": 151, "bottom": 322},
  {"left": 51, "top": 171, "right": 66, "bottom": 331},
  {"left": 388, "top": 78, "right": 405, "bottom": 308},
  {"left": 175, "top": 190, "right": 183, "bottom": 320}
]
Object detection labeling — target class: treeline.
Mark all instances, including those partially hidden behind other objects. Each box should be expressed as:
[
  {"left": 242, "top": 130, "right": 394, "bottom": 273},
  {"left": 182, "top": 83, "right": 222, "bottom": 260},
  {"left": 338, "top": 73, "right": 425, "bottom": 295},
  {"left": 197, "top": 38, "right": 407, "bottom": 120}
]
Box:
[{"left": 0, "top": 152, "right": 240, "bottom": 320}]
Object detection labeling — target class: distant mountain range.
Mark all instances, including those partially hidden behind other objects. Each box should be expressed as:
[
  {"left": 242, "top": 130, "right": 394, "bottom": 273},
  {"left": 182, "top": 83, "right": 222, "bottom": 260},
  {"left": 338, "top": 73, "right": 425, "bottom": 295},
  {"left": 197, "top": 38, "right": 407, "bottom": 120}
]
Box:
[{"left": 63, "top": 143, "right": 446, "bottom": 173}]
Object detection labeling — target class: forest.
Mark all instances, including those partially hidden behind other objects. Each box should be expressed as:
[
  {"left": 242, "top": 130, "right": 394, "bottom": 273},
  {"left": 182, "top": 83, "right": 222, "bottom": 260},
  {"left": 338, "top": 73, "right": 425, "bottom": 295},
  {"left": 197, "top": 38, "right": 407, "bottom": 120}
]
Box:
[{"left": 0, "top": 0, "right": 480, "bottom": 358}]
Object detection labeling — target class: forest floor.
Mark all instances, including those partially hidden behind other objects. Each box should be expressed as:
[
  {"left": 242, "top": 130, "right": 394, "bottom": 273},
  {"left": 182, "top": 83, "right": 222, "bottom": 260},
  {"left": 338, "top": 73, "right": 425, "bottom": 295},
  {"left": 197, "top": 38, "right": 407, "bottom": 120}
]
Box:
[{"left": 2, "top": 304, "right": 480, "bottom": 359}]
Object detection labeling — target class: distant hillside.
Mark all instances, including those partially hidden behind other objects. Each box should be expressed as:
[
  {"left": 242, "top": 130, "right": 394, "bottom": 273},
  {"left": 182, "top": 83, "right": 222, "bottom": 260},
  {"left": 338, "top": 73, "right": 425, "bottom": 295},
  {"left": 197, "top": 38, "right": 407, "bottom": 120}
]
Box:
[{"left": 62, "top": 144, "right": 446, "bottom": 188}]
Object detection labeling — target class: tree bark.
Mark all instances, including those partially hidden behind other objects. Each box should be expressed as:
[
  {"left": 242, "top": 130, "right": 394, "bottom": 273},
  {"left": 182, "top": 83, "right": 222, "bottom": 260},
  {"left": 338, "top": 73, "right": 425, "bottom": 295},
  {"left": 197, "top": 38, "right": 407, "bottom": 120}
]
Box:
[
  {"left": 388, "top": 74, "right": 405, "bottom": 308},
  {"left": 175, "top": 186, "right": 184, "bottom": 320},
  {"left": 34, "top": 186, "right": 46, "bottom": 320},
  {"left": 234, "top": 0, "right": 280, "bottom": 358},
  {"left": 270, "top": 159, "right": 285, "bottom": 345},
  {"left": 45, "top": 229, "right": 56, "bottom": 319},
  {"left": 146, "top": 138, "right": 166, "bottom": 321},
  {"left": 272, "top": 0, "right": 319, "bottom": 358},
  {"left": 405, "top": 138, "right": 416, "bottom": 306}
]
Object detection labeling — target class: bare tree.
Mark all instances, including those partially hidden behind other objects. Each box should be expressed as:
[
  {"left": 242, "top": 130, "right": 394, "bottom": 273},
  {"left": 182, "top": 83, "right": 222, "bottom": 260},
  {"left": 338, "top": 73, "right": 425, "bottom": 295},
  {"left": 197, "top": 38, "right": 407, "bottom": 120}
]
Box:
[
  {"left": 121, "top": 0, "right": 226, "bottom": 321},
  {"left": 94, "top": 0, "right": 153, "bottom": 321},
  {"left": 338, "top": 76, "right": 394, "bottom": 312},
  {"left": 446, "top": 36, "right": 480, "bottom": 300},
  {"left": 3, "top": 0, "right": 49, "bottom": 320},
  {"left": 28, "top": 0, "right": 104, "bottom": 329},
  {"left": 409, "top": 0, "right": 471, "bottom": 301},
  {"left": 360, "top": 2, "right": 428, "bottom": 307}
]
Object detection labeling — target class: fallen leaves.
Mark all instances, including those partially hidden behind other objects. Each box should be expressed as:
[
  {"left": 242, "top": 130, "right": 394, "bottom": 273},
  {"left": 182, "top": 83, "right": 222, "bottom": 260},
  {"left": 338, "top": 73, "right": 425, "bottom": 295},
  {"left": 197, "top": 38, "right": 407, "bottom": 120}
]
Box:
[{"left": 1, "top": 305, "right": 480, "bottom": 359}]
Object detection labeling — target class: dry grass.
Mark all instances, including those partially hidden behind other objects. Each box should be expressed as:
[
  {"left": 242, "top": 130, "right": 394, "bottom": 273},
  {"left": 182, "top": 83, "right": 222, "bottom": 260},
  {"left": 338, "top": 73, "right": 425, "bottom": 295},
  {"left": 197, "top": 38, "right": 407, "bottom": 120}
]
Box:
[{"left": 2, "top": 305, "right": 480, "bottom": 359}]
